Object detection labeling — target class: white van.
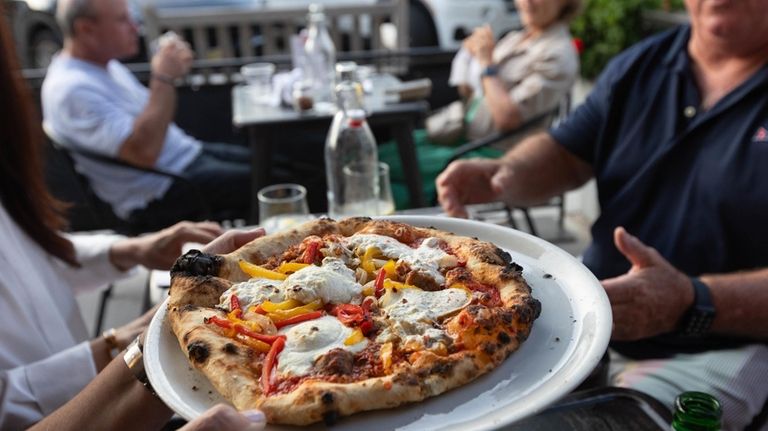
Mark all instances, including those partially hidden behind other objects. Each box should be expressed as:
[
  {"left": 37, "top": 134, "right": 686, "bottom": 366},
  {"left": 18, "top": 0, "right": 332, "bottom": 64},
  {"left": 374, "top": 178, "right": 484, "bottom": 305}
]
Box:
[{"left": 8, "top": 0, "right": 520, "bottom": 68}]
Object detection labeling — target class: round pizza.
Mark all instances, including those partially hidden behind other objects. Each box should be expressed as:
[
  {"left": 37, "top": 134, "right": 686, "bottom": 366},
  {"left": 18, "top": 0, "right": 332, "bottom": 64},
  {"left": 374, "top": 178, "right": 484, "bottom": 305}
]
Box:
[{"left": 167, "top": 217, "right": 541, "bottom": 425}]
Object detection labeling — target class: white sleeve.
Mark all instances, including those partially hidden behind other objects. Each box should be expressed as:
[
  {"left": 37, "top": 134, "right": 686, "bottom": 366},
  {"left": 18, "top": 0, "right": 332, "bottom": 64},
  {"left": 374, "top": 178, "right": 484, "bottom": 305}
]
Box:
[
  {"left": 0, "top": 342, "right": 96, "bottom": 429},
  {"left": 53, "top": 85, "right": 135, "bottom": 157},
  {"left": 56, "top": 232, "right": 137, "bottom": 295},
  {"left": 448, "top": 47, "right": 473, "bottom": 87}
]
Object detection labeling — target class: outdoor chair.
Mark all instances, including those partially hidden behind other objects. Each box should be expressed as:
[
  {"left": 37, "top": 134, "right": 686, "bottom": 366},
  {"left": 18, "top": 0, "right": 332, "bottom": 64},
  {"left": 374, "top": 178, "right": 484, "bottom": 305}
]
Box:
[
  {"left": 43, "top": 124, "right": 213, "bottom": 236},
  {"left": 44, "top": 126, "right": 211, "bottom": 335}
]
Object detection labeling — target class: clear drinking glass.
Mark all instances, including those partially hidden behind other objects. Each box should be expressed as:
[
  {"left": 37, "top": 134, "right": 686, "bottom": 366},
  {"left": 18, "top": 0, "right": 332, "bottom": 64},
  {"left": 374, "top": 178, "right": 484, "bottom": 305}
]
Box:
[
  {"left": 257, "top": 183, "right": 312, "bottom": 233},
  {"left": 341, "top": 162, "right": 394, "bottom": 216},
  {"left": 241, "top": 62, "right": 275, "bottom": 105}
]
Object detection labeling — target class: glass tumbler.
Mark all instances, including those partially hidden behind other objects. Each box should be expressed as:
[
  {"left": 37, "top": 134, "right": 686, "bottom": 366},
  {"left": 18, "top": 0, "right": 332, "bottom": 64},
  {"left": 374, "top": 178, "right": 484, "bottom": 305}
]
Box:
[
  {"left": 241, "top": 62, "right": 275, "bottom": 105},
  {"left": 257, "top": 183, "right": 312, "bottom": 233}
]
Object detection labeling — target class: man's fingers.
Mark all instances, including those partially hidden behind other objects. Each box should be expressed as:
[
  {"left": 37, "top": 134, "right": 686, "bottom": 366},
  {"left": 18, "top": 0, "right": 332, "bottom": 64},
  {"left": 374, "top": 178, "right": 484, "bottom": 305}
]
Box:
[{"left": 613, "top": 227, "right": 661, "bottom": 269}]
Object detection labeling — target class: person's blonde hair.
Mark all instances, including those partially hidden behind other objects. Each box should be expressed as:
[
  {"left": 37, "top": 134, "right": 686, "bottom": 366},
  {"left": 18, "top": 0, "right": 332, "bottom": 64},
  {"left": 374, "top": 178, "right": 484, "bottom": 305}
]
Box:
[{"left": 559, "top": 0, "right": 583, "bottom": 23}]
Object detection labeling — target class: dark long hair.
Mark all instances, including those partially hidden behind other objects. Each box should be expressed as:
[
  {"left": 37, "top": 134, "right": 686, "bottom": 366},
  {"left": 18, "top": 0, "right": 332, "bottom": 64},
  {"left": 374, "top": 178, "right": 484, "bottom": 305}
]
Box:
[{"left": 0, "top": 3, "right": 78, "bottom": 266}]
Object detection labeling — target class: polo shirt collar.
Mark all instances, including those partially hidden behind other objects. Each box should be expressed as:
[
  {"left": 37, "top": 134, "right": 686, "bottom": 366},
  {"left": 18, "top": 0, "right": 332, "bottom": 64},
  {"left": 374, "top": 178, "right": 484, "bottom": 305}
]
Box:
[{"left": 662, "top": 25, "right": 692, "bottom": 74}]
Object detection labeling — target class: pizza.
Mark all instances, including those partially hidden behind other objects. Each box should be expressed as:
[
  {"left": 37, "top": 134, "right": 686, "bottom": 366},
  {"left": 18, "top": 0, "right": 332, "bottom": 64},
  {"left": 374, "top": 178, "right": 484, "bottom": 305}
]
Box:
[{"left": 167, "top": 217, "right": 541, "bottom": 425}]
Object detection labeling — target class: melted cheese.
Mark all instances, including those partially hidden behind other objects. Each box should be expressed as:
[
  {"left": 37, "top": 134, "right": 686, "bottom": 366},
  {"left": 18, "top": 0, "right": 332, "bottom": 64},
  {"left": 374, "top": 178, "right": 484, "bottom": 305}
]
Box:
[
  {"left": 376, "top": 288, "right": 470, "bottom": 345},
  {"left": 283, "top": 257, "right": 362, "bottom": 304},
  {"left": 344, "top": 234, "right": 457, "bottom": 285},
  {"left": 276, "top": 315, "right": 368, "bottom": 377},
  {"left": 222, "top": 257, "right": 363, "bottom": 308},
  {"left": 220, "top": 278, "right": 285, "bottom": 310}
]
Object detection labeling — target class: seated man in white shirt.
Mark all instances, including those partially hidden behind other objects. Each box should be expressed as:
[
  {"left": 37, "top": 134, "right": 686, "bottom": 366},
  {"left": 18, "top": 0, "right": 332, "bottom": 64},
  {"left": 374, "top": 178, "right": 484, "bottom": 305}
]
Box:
[{"left": 42, "top": 0, "right": 251, "bottom": 233}]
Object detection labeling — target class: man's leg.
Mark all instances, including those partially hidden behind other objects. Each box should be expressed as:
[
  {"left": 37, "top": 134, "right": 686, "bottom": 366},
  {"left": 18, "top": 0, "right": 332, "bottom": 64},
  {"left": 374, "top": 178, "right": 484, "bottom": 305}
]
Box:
[
  {"left": 181, "top": 143, "right": 251, "bottom": 222},
  {"left": 611, "top": 344, "right": 768, "bottom": 430}
]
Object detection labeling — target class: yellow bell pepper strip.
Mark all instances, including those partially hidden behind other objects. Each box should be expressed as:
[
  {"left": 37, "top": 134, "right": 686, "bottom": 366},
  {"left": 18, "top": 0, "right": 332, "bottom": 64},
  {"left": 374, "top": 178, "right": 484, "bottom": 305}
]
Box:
[
  {"left": 380, "top": 342, "right": 393, "bottom": 373},
  {"left": 266, "top": 300, "right": 323, "bottom": 322},
  {"left": 344, "top": 328, "right": 365, "bottom": 345},
  {"left": 260, "top": 299, "right": 303, "bottom": 313},
  {"left": 381, "top": 259, "right": 397, "bottom": 278},
  {"left": 262, "top": 336, "right": 286, "bottom": 395},
  {"left": 205, "top": 316, "right": 282, "bottom": 345},
  {"left": 362, "top": 285, "right": 375, "bottom": 297},
  {"left": 273, "top": 310, "right": 324, "bottom": 329},
  {"left": 238, "top": 260, "right": 287, "bottom": 280},
  {"left": 234, "top": 333, "right": 271, "bottom": 353},
  {"left": 361, "top": 247, "right": 381, "bottom": 274},
  {"left": 383, "top": 279, "right": 416, "bottom": 290},
  {"left": 275, "top": 262, "right": 309, "bottom": 274}
]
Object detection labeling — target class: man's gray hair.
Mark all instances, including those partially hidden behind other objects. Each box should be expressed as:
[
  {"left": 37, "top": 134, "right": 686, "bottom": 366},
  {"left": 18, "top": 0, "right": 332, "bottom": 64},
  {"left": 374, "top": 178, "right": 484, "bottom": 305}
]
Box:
[{"left": 56, "top": 0, "right": 96, "bottom": 38}]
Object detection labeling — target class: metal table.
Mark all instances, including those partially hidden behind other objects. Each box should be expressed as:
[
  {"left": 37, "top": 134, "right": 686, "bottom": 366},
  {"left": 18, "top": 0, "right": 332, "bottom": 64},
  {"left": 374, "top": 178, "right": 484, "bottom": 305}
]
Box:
[{"left": 232, "top": 85, "right": 429, "bottom": 222}]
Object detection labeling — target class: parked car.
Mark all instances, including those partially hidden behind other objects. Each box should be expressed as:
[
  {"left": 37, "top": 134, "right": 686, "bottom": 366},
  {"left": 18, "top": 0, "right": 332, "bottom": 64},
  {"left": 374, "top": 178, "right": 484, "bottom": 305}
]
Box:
[{"left": 6, "top": 0, "right": 519, "bottom": 69}]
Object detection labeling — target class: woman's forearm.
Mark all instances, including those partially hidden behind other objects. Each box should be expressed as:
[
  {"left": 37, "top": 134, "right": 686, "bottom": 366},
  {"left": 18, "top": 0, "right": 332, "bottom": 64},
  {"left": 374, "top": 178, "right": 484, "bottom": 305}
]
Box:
[
  {"left": 481, "top": 75, "right": 523, "bottom": 130},
  {"left": 29, "top": 355, "right": 172, "bottom": 431}
]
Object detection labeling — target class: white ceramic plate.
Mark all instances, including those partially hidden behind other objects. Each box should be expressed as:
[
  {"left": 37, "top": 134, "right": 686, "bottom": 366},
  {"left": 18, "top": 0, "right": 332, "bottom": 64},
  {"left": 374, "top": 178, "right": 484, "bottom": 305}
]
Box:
[{"left": 144, "top": 216, "right": 612, "bottom": 430}]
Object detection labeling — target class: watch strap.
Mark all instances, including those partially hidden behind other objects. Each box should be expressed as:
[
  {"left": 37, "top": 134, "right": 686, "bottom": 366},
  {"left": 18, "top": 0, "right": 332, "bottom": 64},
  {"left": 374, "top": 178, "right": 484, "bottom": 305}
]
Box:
[
  {"left": 680, "top": 277, "right": 716, "bottom": 337},
  {"left": 123, "top": 337, "right": 157, "bottom": 396},
  {"left": 481, "top": 64, "right": 499, "bottom": 77}
]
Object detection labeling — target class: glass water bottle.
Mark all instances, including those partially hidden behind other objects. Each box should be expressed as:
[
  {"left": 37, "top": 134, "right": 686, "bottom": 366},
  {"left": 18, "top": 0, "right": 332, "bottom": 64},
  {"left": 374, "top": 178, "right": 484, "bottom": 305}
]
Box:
[
  {"left": 304, "top": 4, "right": 336, "bottom": 112},
  {"left": 325, "top": 64, "right": 379, "bottom": 219}
]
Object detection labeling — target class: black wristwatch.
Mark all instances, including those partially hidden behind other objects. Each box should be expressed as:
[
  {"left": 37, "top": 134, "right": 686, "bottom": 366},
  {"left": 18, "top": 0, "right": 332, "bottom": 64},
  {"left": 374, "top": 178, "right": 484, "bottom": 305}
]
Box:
[
  {"left": 679, "top": 277, "right": 716, "bottom": 337},
  {"left": 481, "top": 64, "right": 499, "bottom": 78},
  {"left": 123, "top": 337, "right": 157, "bottom": 396}
]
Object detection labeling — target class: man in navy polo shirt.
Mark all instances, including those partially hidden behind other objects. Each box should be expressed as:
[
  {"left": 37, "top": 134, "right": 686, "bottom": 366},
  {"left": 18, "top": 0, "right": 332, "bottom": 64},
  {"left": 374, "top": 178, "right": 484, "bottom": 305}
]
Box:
[{"left": 437, "top": 0, "right": 768, "bottom": 427}]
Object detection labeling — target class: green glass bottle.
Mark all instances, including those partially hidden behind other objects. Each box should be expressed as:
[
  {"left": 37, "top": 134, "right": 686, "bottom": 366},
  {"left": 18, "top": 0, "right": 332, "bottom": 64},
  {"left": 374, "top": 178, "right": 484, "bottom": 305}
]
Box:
[{"left": 671, "top": 391, "right": 722, "bottom": 431}]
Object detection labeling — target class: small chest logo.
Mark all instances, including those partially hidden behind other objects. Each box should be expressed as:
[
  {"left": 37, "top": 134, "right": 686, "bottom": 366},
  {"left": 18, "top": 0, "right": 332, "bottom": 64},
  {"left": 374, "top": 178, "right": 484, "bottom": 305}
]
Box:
[{"left": 754, "top": 126, "right": 768, "bottom": 143}]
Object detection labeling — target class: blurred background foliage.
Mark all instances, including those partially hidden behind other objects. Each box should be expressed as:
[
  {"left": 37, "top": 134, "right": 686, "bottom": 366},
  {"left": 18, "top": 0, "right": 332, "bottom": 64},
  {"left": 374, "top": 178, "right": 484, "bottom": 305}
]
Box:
[{"left": 570, "top": 0, "right": 686, "bottom": 79}]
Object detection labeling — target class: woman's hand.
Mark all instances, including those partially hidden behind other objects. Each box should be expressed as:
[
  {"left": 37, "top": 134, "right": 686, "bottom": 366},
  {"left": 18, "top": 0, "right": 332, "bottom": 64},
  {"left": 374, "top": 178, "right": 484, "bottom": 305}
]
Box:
[
  {"left": 179, "top": 404, "right": 266, "bottom": 431},
  {"left": 201, "top": 228, "right": 266, "bottom": 255},
  {"left": 463, "top": 25, "right": 495, "bottom": 67},
  {"left": 109, "top": 221, "right": 224, "bottom": 271},
  {"left": 601, "top": 227, "right": 695, "bottom": 341}
]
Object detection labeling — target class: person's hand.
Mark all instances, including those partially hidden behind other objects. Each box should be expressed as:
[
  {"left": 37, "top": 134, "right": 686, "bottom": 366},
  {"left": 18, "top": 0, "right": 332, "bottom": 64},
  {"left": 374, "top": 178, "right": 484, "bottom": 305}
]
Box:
[
  {"left": 463, "top": 25, "right": 495, "bottom": 67},
  {"left": 113, "top": 304, "right": 160, "bottom": 350},
  {"left": 457, "top": 83, "right": 474, "bottom": 101},
  {"left": 179, "top": 404, "right": 266, "bottom": 431},
  {"left": 436, "top": 158, "right": 515, "bottom": 218},
  {"left": 202, "top": 228, "right": 266, "bottom": 255},
  {"left": 601, "top": 227, "right": 695, "bottom": 341},
  {"left": 110, "top": 221, "right": 224, "bottom": 271},
  {"left": 151, "top": 37, "right": 194, "bottom": 80}
]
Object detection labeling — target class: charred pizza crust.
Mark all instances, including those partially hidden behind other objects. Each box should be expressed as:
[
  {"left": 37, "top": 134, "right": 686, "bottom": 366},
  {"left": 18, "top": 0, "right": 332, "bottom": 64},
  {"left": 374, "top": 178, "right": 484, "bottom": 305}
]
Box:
[{"left": 168, "top": 217, "right": 540, "bottom": 425}]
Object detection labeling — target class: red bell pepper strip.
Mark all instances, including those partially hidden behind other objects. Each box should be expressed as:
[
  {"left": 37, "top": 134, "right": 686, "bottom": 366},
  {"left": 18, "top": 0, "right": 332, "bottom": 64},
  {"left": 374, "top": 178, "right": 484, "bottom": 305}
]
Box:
[
  {"left": 302, "top": 241, "right": 321, "bottom": 264},
  {"left": 330, "top": 304, "right": 365, "bottom": 325},
  {"left": 205, "top": 316, "right": 281, "bottom": 344},
  {"left": 230, "top": 295, "right": 242, "bottom": 311},
  {"left": 262, "top": 336, "right": 286, "bottom": 395},
  {"left": 273, "top": 310, "right": 324, "bottom": 329},
  {"left": 359, "top": 320, "right": 374, "bottom": 335},
  {"left": 230, "top": 295, "right": 243, "bottom": 318},
  {"left": 374, "top": 269, "right": 387, "bottom": 298}
]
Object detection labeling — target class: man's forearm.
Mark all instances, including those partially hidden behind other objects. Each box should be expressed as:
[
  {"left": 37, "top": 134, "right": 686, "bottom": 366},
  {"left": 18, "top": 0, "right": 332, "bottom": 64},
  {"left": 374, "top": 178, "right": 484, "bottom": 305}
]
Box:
[
  {"left": 701, "top": 268, "right": 768, "bottom": 338},
  {"left": 498, "top": 132, "right": 593, "bottom": 206},
  {"left": 118, "top": 78, "right": 177, "bottom": 167}
]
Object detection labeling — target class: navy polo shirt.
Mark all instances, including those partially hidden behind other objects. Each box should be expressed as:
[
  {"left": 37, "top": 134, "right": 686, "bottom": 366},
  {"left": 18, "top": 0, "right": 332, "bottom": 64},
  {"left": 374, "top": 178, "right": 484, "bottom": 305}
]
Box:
[{"left": 551, "top": 26, "right": 768, "bottom": 281}]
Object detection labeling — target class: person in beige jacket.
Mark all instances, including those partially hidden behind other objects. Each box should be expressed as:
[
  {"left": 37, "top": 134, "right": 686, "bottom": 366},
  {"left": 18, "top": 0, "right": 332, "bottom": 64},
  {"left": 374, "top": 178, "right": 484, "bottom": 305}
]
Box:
[{"left": 449, "top": 0, "right": 581, "bottom": 143}]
